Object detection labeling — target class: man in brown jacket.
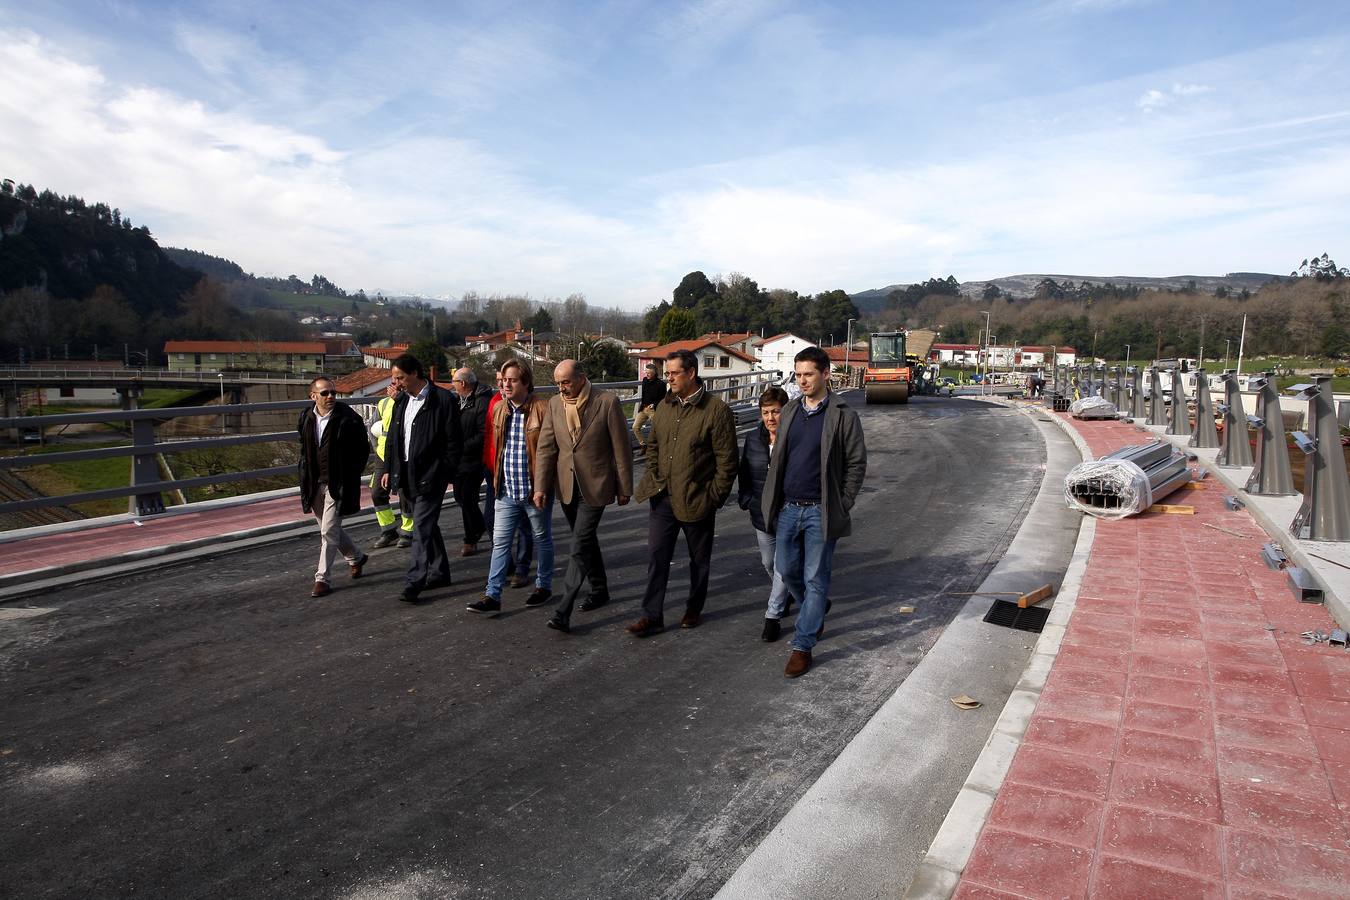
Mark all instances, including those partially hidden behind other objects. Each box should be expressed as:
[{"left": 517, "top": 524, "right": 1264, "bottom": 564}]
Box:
[
  {"left": 533, "top": 359, "right": 634, "bottom": 634},
  {"left": 628, "top": 349, "right": 739, "bottom": 636},
  {"left": 466, "top": 358, "right": 553, "bottom": 615}
]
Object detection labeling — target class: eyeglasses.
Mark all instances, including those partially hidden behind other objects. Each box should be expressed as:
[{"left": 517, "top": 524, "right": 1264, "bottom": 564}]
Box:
[{"left": 315, "top": 390, "right": 337, "bottom": 397}]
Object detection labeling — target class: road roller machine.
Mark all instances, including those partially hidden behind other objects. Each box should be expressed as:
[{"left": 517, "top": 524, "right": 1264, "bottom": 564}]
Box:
[{"left": 863, "top": 330, "right": 914, "bottom": 404}]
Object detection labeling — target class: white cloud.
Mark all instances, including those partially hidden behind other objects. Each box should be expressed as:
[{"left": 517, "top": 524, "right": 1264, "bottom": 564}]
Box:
[{"left": 1137, "top": 81, "right": 1213, "bottom": 112}]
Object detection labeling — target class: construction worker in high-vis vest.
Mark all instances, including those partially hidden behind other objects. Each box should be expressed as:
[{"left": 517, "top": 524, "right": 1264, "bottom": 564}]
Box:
[{"left": 369, "top": 381, "right": 415, "bottom": 549}]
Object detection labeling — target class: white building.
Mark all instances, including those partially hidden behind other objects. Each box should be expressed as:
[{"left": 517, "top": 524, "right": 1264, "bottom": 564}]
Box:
[{"left": 756, "top": 333, "right": 813, "bottom": 381}]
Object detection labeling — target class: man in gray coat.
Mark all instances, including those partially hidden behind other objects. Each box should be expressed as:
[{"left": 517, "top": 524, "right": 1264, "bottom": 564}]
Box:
[{"left": 762, "top": 346, "right": 867, "bottom": 678}]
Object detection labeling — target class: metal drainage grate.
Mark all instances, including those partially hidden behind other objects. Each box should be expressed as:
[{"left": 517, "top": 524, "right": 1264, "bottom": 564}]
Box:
[{"left": 983, "top": 599, "right": 1050, "bottom": 633}]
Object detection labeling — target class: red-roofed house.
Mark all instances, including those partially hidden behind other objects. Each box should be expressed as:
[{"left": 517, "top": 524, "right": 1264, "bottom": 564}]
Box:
[
  {"left": 333, "top": 366, "right": 393, "bottom": 398},
  {"left": 695, "top": 332, "right": 759, "bottom": 356},
  {"left": 361, "top": 344, "right": 410, "bottom": 369},
  {"left": 637, "top": 339, "right": 766, "bottom": 401}
]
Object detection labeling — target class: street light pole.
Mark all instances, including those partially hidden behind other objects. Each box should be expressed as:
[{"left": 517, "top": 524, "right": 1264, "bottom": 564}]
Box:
[
  {"left": 1125, "top": 344, "right": 1131, "bottom": 370},
  {"left": 979, "top": 310, "right": 991, "bottom": 395},
  {"left": 217, "top": 373, "right": 225, "bottom": 434},
  {"left": 845, "top": 317, "right": 856, "bottom": 389}
]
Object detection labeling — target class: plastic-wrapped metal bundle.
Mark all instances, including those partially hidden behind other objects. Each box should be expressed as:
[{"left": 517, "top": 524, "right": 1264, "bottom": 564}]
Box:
[
  {"left": 1064, "top": 442, "right": 1192, "bottom": 519},
  {"left": 1069, "top": 396, "right": 1118, "bottom": 419}
]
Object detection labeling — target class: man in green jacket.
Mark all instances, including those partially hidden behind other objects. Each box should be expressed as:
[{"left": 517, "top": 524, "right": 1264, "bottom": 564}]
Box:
[{"left": 628, "top": 349, "right": 739, "bottom": 636}]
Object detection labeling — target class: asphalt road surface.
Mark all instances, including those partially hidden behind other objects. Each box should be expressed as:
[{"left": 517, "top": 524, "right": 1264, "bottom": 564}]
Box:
[{"left": 1, "top": 394, "right": 1044, "bottom": 900}]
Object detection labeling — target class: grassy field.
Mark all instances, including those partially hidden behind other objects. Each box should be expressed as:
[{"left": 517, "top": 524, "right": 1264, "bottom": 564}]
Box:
[{"left": 19, "top": 442, "right": 131, "bottom": 519}]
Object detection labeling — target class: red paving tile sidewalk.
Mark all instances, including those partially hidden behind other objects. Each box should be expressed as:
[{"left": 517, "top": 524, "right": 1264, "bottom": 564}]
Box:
[
  {"left": 0, "top": 486, "right": 379, "bottom": 580},
  {"left": 955, "top": 414, "right": 1350, "bottom": 900}
]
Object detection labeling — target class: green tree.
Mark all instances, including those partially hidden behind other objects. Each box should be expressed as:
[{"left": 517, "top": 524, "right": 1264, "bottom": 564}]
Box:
[
  {"left": 657, "top": 307, "right": 699, "bottom": 344},
  {"left": 642, "top": 300, "right": 671, "bottom": 339},
  {"left": 407, "top": 339, "right": 449, "bottom": 378},
  {"left": 673, "top": 271, "right": 716, "bottom": 309},
  {"left": 581, "top": 341, "right": 637, "bottom": 381},
  {"left": 526, "top": 307, "right": 554, "bottom": 332}
]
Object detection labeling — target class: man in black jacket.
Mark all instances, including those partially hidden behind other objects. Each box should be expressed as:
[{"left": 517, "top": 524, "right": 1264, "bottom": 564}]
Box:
[
  {"left": 451, "top": 367, "right": 493, "bottom": 556},
  {"left": 381, "top": 354, "right": 463, "bottom": 603},
  {"left": 631, "top": 362, "right": 666, "bottom": 447},
  {"left": 298, "top": 376, "right": 371, "bottom": 598}
]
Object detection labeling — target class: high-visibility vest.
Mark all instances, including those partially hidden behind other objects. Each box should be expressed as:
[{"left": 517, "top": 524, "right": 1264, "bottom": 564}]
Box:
[{"left": 374, "top": 395, "right": 396, "bottom": 461}]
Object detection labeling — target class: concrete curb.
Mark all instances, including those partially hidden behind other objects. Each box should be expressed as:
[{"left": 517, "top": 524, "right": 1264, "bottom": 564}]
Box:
[
  {"left": 903, "top": 401, "right": 1094, "bottom": 899},
  {"left": 716, "top": 398, "right": 1085, "bottom": 900}
]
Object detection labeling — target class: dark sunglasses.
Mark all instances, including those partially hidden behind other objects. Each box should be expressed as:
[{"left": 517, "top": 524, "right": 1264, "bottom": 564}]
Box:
[{"left": 315, "top": 390, "right": 337, "bottom": 397}]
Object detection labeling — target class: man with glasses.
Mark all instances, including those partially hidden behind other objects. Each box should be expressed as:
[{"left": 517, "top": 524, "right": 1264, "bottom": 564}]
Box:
[
  {"left": 298, "top": 376, "right": 371, "bottom": 597},
  {"left": 381, "top": 354, "right": 463, "bottom": 603},
  {"left": 628, "top": 349, "right": 739, "bottom": 636},
  {"left": 533, "top": 359, "right": 633, "bottom": 634}
]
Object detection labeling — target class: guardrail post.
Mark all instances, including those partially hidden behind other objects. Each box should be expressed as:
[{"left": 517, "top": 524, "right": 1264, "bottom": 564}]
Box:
[
  {"left": 1129, "top": 366, "right": 1146, "bottom": 418},
  {"left": 2, "top": 382, "right": 19, "bottom": 444},
  {"left": 1290, "top": 375, "right": 1350, "bottom": 540},
  {"left": 1189, "top": 368, "right": 1220, "bottom": 449},
  {"left": 1148, "top": 367, "right": 1167, "bottom": 425},
  {"left": 1244, "top": 373, "right": 1296, "bottom": 496},
  {"left": 121, "top": 387, "right": 166, "bottom": 516},
  {"left": 1217, "top": 370, "right": 1253, "bottom": 467},
  {"left": 1167, "top": 369, "right": 1192, "bottom": 436}
]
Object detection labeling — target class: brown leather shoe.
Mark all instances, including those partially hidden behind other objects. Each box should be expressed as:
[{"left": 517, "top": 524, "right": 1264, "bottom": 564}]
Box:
[
  {"left": 626, "top": 616, "right": 665, "bottom": 637},
  {"left": 350, "top": 553, "right": 368, "bottom": 579},
  {"left": 680, "top": 611, "right": 701, "bottom": 629},
  {"left": 311, "top": 581, "right": 331, "bottom": 598},
  {"left": 785, "top": 649, "right": 811, "bottom": 678},
  {"left": 508, "top": 573, "right": 531, "bottom": 589},
  {"left": 461, "top": 543, "right": 477, "bottom": 557}
]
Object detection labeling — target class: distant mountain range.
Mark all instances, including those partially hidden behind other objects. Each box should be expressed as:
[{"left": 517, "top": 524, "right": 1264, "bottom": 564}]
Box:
[{"left": 849, "top": 272, "right": 1285, "bottom": 313}]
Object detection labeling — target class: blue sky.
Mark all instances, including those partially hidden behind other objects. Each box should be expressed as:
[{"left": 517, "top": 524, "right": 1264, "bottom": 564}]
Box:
[{"left": 2, "top": 1, "right": 1348, "bottom": 309}]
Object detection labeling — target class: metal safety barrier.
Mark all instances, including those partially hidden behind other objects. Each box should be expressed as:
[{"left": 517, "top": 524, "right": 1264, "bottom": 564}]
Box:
[
  {"left": 1167, "top": 369, "right": 1192, "bottom": 437},
  {"left": 1244, "top": 373, "right": 1297, "bottom": 496},
  {"left": 1289, "top": 375, "right": 1350, "bottom": 541},
  {"left": 1189, "top": 368, "right": 1220, "bottom": 450},
  {"left": 1, "top": 371, "right": 779, "bottom": 521},
  {"left": 1148, "top": 367, "right": 1167, "bottom": 426},
  {"left": 1217, "top": 370, "right": 1253, "bottom": 468}
]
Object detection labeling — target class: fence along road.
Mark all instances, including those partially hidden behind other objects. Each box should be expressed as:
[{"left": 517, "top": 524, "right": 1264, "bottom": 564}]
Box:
[{"left": 0, "top": 393, "right": 1046, "bottom": 900}]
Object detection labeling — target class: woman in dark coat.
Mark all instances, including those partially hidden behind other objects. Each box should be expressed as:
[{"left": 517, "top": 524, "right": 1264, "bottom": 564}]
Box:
[{"left": 737, "top": 386, "right": 797, "bottom": 641}]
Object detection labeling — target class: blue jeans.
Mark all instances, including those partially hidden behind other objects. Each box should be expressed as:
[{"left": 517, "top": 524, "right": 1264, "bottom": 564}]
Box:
[
  {"left": 755, "top": 528, "right": 797, "bottom": 619},
  {"left": 486, "top": 493, "right": 553, "bottom": 599},
  {"left": 486, "top": 478, "right": 533, "bottom": 576},
  {"left": 774, "top": 503, "right": 836, "bottom": 652}
]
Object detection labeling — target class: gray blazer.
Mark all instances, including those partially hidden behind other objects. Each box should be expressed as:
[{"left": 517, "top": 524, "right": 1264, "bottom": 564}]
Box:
[{"left": 761, "top": 391, "right": 867, "bottom": 541}]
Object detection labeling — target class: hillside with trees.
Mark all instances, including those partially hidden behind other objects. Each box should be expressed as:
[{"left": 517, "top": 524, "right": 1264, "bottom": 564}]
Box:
[{"left": 0, "top": 181, "right": 306, "bottom": 364}]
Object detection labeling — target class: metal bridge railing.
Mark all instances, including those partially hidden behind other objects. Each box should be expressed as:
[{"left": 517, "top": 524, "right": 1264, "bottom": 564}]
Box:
[{"left": 0, "top": 371, "right": 779, "bottom": 521}]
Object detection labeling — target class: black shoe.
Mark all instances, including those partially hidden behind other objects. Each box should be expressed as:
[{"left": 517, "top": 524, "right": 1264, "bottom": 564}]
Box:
[
  {"left": 371, "top": 531, "right": 398, "bottom": 549},
  {"left": 424, "top": 575, "right": 452, "bottom": 591},
  {"left": 761, "top": 618, "right": 782, "bottom": 642},
  {"left": 398, "top": 589, "right": 420, "bottom": 604},
  {"left": 397, "top": 534, "right": 412, "bottom": 549},
  {"left": 579, "top": 592, "right": 609, "bottom": 612},
  {"left": 546, "top": 614, "right": 571, "bottom": 634},
  {"left": 525, "top": 587, "right": 551, "bottom": 608},
  {"left": 467, "top": 596, "right": 501, "bottom": 615}
]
